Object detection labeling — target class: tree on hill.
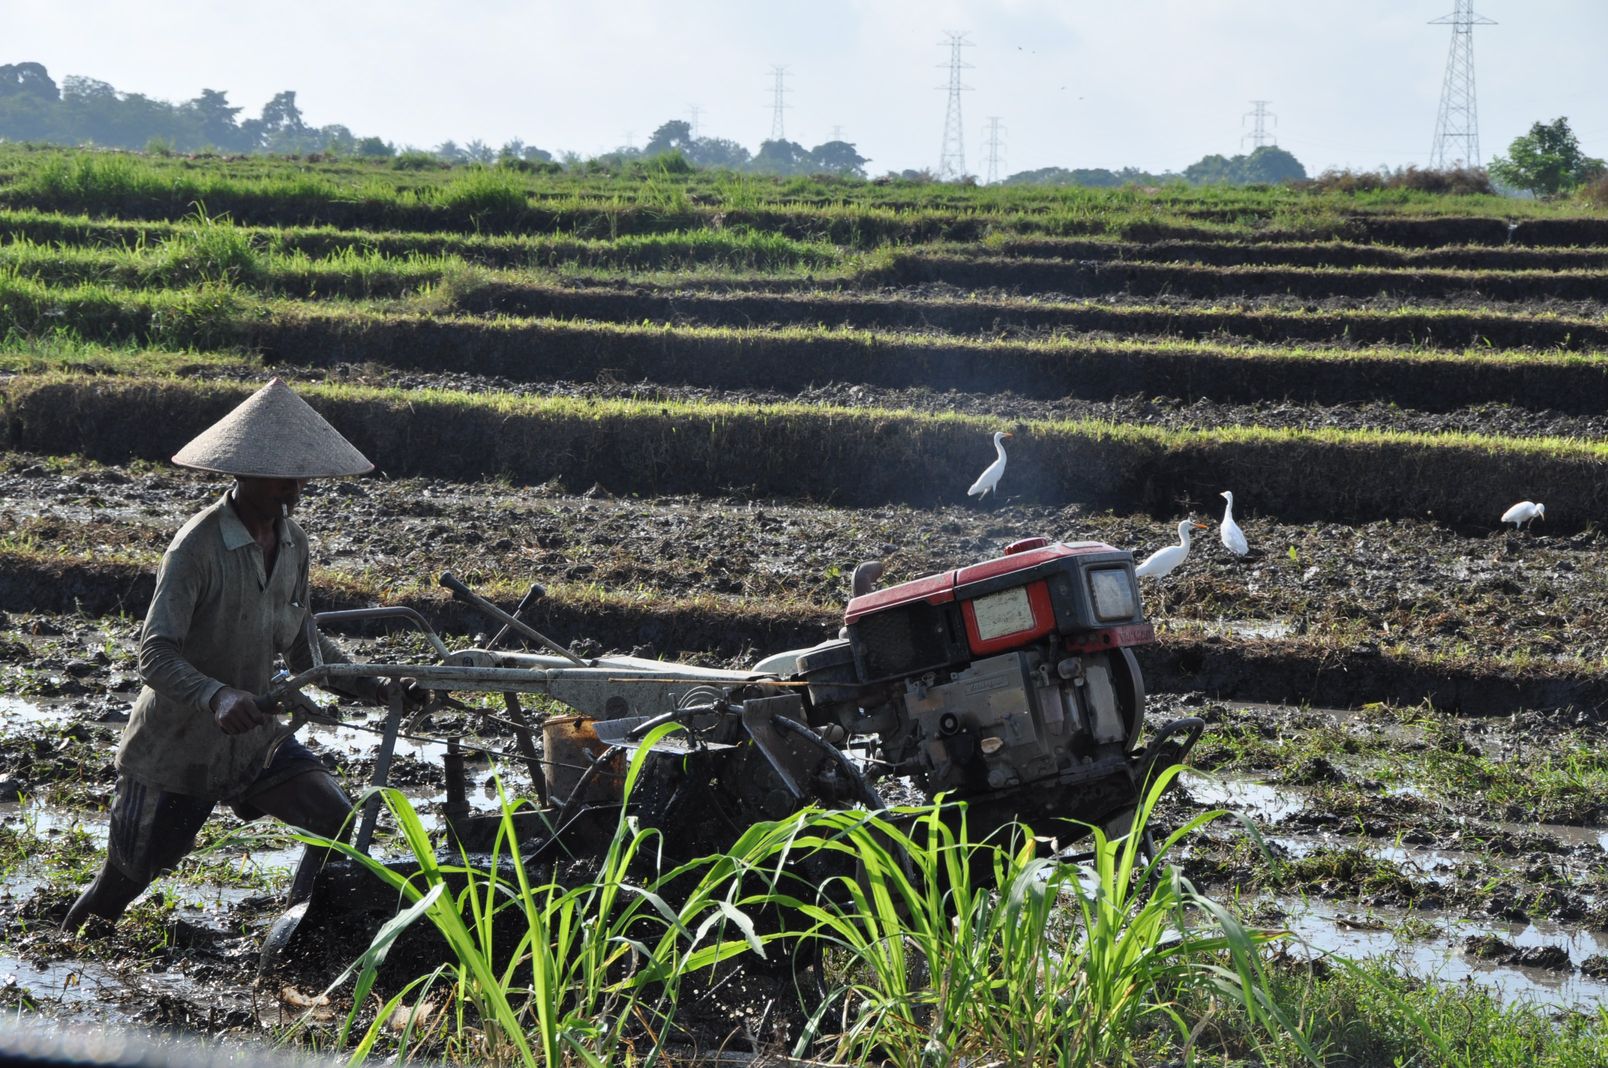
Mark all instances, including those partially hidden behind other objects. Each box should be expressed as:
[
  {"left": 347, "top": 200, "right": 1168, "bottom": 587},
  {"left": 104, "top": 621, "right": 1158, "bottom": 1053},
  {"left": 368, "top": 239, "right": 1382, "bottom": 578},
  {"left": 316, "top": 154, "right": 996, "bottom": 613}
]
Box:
[
  {"left": 1240, "top": 145, "right": 1307, "bottom": 183},
  {"left": 0, "top": 62, "right": 405, "bottom": 158},
  {"left": 0, "top": 62, "right": 59, "bottom": 141},
  {"left": 247, "top": 90, "right": 314, "bottom": 152},
  {"left": 185, "top": 89, "right": 244, "bottom": 150},
  {"left": 0, "top": 62, "right": 59, "bottom": 102},
  {"left": 644, "top": 120, "right": 694, "bottom": 158},
  {"left": 1003, "top": 165, "right": 1172, "bottom": 187},
  {"left": 749, "top": 138, "right": 810, "bottom": 175},
  {"left": 1488, "top": 118, "right": 1606, "bottom": 198},
  {"left": 1183, "top": 145, "right": 1306, "bottom": 185},
  {"left": 686, "top": 136, "right": 749, "bottom": 169},
  {"left": 807, "top": 140, "right": 868, "bottom": 177}
]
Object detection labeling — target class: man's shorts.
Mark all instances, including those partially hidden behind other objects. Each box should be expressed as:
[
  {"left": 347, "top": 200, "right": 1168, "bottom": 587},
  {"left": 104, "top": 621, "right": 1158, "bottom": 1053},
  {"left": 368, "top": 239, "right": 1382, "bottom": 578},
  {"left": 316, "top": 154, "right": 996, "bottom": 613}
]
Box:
[{"left": 106, "top": 737, "right": 328, "bottom": 884}]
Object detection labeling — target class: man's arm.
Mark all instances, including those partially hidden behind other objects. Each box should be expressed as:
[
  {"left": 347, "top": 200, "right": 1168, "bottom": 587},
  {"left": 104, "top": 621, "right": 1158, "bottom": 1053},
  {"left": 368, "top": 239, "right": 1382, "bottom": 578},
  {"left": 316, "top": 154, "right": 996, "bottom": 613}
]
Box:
[
  {"left": 138, "top": 545, "right": 227, "bottom": 715},
  {"left": 140, "top": 545, "right": 267, "bottom": 735}
]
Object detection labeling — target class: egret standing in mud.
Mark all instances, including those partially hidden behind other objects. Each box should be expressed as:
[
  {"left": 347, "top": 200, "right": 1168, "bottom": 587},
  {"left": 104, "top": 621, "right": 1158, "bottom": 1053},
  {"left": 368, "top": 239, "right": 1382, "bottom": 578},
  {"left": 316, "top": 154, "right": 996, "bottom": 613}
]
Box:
[
  {"left": 1501, "top": 500, "right": 1545, "bottom": 530},
  {"left": 967, "top": 431, "right": 1013, "bottom": 501},
  {"left": 1219, "top": 491, "right": 1249, "bottom": 557},
  {"left": 1136, "top": 520, "right": 1209, "bottom": 579}
]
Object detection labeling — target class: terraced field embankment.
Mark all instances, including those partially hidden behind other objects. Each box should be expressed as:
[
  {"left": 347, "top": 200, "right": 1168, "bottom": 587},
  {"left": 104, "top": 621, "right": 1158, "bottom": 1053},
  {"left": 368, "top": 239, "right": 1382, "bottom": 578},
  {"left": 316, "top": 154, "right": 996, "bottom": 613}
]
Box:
[{"left": 5, "top": 374, "right": 1608, "bottom": 530}]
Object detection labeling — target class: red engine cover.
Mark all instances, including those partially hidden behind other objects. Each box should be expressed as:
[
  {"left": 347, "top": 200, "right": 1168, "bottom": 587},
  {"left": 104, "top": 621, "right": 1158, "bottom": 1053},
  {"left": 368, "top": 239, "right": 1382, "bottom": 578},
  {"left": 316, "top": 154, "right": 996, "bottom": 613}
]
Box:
[
  {"left": 842, "top": 537, "right": 1144, "bottom": 656},
  {"left": 843, "top": 540, "right": 1153, "bottom": 682},
  {"left": 844, "top": 540, "right": 1119, "bottom": 625}
]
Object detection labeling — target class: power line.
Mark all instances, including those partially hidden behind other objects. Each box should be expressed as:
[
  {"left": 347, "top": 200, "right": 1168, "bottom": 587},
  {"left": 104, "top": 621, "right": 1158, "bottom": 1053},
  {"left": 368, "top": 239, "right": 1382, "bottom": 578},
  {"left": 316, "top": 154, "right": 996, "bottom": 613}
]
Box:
[
  {"left": 766, "top": 65, "right": 791, "bottom": 142},
  {"left": 983, "top": 116, "right": 1005, "bottom": 184},
  {"left": 936, "top": 32, "right": 973, "bottom": 180},
  {"left": 1242, "top": 100, "right": 1277, "bottom": 150},
  {"left": 1429, "top": 1, "right": 1495, "bottom": 169}
]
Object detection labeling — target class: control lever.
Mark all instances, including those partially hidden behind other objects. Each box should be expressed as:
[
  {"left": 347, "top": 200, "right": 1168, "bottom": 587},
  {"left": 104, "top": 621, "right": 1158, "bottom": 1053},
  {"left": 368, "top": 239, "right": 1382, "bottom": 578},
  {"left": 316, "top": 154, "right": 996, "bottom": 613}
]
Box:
[
  {"left": 439, "top": 572, "right": 587, "bottom": 666},
  {"left": 488, "top": 582, "right": 547, "bottom": 650}
]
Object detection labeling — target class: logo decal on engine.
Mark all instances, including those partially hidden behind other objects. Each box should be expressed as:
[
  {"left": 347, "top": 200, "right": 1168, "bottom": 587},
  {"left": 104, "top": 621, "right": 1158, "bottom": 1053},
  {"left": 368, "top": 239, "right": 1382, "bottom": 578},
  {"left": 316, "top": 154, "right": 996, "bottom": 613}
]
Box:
[{"left": 965, "top": 676, "right": 1012, "bottom": 696}]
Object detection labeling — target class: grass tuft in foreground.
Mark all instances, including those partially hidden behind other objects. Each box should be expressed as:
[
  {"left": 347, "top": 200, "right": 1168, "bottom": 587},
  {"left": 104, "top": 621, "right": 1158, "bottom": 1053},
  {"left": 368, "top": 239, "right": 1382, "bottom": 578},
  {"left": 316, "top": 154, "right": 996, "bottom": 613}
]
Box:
[{"left": 294, "top": 754, "right": 1319, "bottom": 1066}]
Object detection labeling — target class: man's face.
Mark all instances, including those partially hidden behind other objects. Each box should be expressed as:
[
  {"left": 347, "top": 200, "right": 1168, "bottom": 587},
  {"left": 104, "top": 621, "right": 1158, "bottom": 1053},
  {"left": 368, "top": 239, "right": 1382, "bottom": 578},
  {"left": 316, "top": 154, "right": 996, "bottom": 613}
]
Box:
[{"left": 236, "top": 477, "right": 310, "bottom": 518}]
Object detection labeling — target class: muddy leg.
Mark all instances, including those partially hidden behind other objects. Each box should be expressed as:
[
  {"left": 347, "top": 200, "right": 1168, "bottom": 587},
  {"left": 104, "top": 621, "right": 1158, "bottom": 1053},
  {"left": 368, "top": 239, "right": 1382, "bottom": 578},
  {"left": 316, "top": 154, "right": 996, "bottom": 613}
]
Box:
[
  {"left": 248, "top": 768, "right": 353, "bottom": 905},
  {"left": 64, "top": 775, "right": 213, "bottom": 933},
  {"left": 62, "top": 863, "right": 148, "bottom": 931}
]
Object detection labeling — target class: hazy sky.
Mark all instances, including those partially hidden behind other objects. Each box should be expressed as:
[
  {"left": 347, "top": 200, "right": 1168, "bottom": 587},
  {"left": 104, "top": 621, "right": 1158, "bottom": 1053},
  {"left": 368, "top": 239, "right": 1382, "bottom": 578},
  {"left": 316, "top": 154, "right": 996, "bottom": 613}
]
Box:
[{"left": 9, "top": 1, "right": 1606, "bottom": 177}]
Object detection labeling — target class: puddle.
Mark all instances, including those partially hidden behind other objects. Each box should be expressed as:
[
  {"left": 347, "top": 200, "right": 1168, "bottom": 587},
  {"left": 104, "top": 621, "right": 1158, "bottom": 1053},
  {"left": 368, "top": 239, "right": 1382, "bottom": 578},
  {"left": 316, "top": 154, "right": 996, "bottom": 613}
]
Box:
[
  {"left": 1168, "top": 619, "right": 1295, "bottom": 641},
  {"left": 0, "top": 801, "right": 108, "bottom": 844},
  {"left": 0, "top": 956, "right": 124, "bottom": 1009},
  {"left": 1258, "top": 831, "right": 1483, "bottom": 880},
  {"left": 1499, "top": 819, "right": 1608, "bottom": 855},
  {"left": 0, "top": 953, "right": 256, "bottom": 1027},
  {"left": 1180, "top": 772, "right": 1305, "bottom": 824},
  {"left": 0, "top": 694, "right": 75, "bottom": 728},
  {"left": 1276, "top": 898, "right": 1608, "bottom": 1009}
]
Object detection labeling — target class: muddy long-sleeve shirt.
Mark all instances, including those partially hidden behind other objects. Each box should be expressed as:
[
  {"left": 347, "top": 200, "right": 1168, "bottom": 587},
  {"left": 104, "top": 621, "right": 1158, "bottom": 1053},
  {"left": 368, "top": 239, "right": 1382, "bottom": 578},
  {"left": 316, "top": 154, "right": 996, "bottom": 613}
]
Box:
[{"left": 116, "top": 492, "right": 377, "bottom": 799}]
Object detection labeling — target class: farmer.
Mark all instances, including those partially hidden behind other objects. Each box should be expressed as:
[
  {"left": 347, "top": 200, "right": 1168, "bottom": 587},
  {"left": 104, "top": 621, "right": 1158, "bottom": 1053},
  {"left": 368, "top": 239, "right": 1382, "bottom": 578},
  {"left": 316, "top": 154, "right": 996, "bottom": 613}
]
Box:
[{"left": 63, "top": 379, "right": 415, "bottom": 932}]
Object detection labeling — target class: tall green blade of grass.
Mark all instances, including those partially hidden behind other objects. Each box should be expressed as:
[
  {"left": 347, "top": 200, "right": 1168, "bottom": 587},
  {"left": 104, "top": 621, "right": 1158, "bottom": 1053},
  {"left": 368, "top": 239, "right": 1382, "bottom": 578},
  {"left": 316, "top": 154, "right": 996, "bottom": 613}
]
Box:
[
  {"left": 771, "top": 767, "right": 1318, "bottom": 1067},
  {"left": 299, "top": 723, "right": 778, "bottom": 1066}
]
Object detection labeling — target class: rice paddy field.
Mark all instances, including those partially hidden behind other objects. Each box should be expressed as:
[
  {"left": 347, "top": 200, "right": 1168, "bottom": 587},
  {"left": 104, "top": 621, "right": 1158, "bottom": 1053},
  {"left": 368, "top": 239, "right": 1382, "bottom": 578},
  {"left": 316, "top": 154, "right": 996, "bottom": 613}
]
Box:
[{"left": 5, "top": 145, "right": 1608, "bottom": 1064}]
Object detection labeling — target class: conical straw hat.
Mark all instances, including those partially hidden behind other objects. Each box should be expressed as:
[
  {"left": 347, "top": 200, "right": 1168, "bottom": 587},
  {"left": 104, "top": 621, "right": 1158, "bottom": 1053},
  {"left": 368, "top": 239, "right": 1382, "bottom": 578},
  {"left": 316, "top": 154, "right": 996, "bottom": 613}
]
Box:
[{"left": 172, "top": 378, "right": 374, "bottom": 478}]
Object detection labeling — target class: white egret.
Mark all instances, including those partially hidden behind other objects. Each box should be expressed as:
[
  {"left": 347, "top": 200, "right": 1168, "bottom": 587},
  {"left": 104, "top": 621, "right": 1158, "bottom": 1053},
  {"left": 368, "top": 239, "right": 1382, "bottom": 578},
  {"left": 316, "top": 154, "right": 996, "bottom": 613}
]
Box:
[
  {"left": 1501, "top": 500, "right": 1545, "bottom": 530},
  {"left": 1136, "top": 520, "right": 1209, "bottom": 579},
  {"left": 967, "top": 431, "right": 1013, "bottom": 500},
  {"left": 1219, "top": 490, "right": 1249, "bottom": 556}
]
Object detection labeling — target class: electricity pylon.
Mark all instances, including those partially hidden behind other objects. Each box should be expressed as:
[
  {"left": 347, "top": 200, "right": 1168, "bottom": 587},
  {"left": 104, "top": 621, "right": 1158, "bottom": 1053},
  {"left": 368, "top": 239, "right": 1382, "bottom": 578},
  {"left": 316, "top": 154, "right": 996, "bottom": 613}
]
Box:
[
  {"left": 1429, "top": 1, "right": 1495, "bottom": 169},
  {"left": 1242, "top": 100, "right": 1276, "bottom": 150},
  {"left": 767, "top": 66, "right": 790, "bottom": 142},
  {"left": 983, "top": 117, "right": 1005, "bottom": 184},
  {"left": 937, "top": 32, "right": 973, "bottom": 180}
]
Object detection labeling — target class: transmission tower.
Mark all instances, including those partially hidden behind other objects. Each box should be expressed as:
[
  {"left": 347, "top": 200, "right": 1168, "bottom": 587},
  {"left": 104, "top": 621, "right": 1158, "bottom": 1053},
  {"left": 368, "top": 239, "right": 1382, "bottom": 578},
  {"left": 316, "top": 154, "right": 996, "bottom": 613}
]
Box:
[
  {"left": 831, "top": 125, "right": 845, "bottom": 141},
  {"left": 1429, "top": 1, "right": 1495, "bottom": 169},
  {"left": 983, "top": 117, "right": 1005, "bottom": 184},
  {"left": 936, "top": 32, "right": 973, "bottom": 180},
  {"left": 766, "top": 66, "right": 791, "bottom": 141},
  {"left": 688, "top": 104, "right": 703, "bottom": 139},
  {"left": 1241, "top": 100, "right": 1276, "bottom": 150}
]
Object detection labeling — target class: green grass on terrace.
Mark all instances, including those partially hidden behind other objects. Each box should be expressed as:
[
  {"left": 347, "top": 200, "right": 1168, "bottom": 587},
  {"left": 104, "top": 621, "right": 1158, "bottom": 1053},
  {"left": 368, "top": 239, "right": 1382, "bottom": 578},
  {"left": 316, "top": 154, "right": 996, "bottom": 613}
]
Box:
[
  {"left": 0, "top": 207, "right": 847, "bottom": 273},
  {"left": 0, "top": 145, "right": 1601, "bottom": 239}
]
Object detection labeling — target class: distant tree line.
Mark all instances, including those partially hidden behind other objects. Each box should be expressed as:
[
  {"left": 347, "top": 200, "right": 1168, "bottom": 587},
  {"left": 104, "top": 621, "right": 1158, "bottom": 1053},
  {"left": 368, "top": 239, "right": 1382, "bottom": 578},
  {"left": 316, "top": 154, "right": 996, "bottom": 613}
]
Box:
[
  {"left": 582, "top": 120, "right": 871, "bottom": 179},
  {"left": 1003, "top": 145, "right": 1308, "bottom": 188},
  {"left": 0, "top": 61, "right": 405, "bottom": 156},
  {"left": 0, "top": 59, "right": 1309, "bottom": 187}
]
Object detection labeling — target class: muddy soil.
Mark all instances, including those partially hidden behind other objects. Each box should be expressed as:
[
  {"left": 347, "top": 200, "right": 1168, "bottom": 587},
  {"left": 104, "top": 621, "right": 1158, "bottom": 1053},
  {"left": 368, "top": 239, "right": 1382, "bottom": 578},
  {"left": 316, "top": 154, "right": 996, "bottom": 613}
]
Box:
[
  {"left": 7, "top": 469, "right": 1608, "bottom": 1043},
  {"left": 1151, "top": 693, "right": 1608, "bottom": 1006},
  {"left": 3, "top": 452, "right": 1605, "bottom": 675}
]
